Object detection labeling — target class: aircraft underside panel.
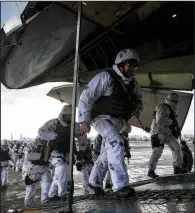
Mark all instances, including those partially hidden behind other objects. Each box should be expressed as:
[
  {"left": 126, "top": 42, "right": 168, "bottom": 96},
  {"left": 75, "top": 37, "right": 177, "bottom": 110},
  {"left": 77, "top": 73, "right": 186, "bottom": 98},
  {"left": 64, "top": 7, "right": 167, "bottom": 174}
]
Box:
[
  {"left": 2, "top": 3, "right": 97, "bottom": 89},
  {"left": 76, "top": 55, "right": 195, "bottom": 91},
  {"left": 1, "top": 2, "right": 194, "bottom": 90},
  {"left": 35, "top": 55, "right": 194, "bottom": 91},
  {"left": 46, "top": 84, "right": 193, "bottom": 130}
]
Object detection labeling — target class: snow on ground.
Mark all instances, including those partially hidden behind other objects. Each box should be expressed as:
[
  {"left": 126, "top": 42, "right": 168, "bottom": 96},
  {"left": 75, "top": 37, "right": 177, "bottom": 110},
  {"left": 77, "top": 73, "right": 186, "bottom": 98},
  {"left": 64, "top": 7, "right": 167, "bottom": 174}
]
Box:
[{"left": 1, "top": 141, "right": 194, "bottom": 212}]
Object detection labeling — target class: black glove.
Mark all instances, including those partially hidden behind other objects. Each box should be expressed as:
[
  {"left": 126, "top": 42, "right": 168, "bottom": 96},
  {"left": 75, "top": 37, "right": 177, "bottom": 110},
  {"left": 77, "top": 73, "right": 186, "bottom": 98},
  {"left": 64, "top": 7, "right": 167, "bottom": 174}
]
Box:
[
  {"left": 25, "top": 175, "right": 38, "bottom": 185},
  {"left": 75, "top": 161, "right": 83, "bottom": 171},
  {"left": 125, "top": 150, "right": 131, "bottom": 159}
]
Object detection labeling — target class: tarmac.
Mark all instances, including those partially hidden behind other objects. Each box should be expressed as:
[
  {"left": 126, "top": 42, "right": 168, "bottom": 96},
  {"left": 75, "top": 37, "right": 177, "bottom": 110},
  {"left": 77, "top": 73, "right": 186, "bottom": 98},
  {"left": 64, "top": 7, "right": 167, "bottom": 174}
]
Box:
[{"left": 1, "top": 141, "right": 194, "bottom": 213}]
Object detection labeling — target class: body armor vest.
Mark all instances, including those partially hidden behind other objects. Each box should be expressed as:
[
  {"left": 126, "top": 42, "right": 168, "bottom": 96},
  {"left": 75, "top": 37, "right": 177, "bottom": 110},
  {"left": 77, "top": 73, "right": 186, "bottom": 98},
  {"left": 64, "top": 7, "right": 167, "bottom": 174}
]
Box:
[
  {"left": 91, "top": 70, "right": 137, "bottom": 121},
  {"left": 0, "top": 150, "right": 10, "bottom": 161},
  {"left": 153, "top": 103, "right": 181, "bottom": 138},
  {"left": 48, "top": 120, "right": 71, "bottom": 156}
]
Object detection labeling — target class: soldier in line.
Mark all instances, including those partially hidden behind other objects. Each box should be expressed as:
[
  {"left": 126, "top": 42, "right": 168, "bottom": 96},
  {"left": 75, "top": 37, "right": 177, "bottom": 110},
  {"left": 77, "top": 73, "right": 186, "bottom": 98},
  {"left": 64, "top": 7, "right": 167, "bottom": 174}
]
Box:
[
  {"left": 180, "top": 140, "right": 193, "bottom": 173},
  {"left": 38, "top": 105, "right": 89, "bottom": 200},
  {"left": 78, "top": 48, "right": 143, "bottom": 197},
  {"left": 0, "top": 140, "right": 12, "bottom": 189},
  {"left": 91, "top": 124, "right": 132, "bottom": 189},
  {"left": 148, "top": 93, "right": 185, "bottom": 178},
  {"left": 22, "top": 139, "right": 52, "bottom": 207}
]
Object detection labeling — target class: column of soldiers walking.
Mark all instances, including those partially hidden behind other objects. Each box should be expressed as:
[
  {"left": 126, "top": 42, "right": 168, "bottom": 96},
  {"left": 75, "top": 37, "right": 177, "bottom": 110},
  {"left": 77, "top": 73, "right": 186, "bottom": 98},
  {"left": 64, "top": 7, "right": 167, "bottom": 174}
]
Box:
[{"left": 0, "top": 49, "right": 193, "bottom": 207}]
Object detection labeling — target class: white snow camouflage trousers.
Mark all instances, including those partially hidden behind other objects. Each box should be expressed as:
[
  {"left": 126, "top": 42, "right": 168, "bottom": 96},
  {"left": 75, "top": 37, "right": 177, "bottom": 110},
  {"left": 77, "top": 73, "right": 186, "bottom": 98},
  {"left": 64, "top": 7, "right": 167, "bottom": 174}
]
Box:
[
  {"left": 148, "top": 134, "right": 183, "bottom": 171},
  {"left": 93, "top": 149, "right": 113, "bottom": 187},
  {"left": 12, "top": 154, "right": 19, "bottom": 169},
  {"left": 93, "top": 155, "right": 112, "bottom": 187},
  {"left": 89, "top": 116, "right": 129, "bottom": 192},
  {"left": 24, "top": 166, "right": 52, "bottom": 207},
  {"left": 81, "top": 163, "right": 93, "bottom": 195},
  {"left": 16, "top": 157, "right": 24, "bottom": 171},
  {"left": 1, "top": 166, "right": 8, "bottom": 186},
  {"left": 48, "top": 161, "right": 70, "bottom": 198}
]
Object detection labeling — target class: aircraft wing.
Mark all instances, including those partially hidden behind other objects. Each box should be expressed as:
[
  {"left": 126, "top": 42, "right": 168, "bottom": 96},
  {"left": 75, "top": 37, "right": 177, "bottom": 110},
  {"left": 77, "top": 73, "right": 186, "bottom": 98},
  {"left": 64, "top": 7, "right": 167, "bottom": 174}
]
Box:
[
  {"left": 0, "top": 2, "right": 194, "bottom": 89},
  {"left": 47, "top": 84, "right": 193, "bottom": 131}
]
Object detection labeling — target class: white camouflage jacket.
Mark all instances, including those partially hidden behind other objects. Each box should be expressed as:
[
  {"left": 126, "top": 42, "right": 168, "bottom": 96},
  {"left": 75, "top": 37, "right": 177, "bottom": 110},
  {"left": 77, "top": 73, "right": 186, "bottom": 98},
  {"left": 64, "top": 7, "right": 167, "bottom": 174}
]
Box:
[
  {"left": 150, "top": 103, "right": 176, "bottom": 136},
  {"left": 78, "top": 65, "right": 142, "bottom": 123},
  {"left": 22, "top": 143, "right": 49, "bottom": 180},
  {"left": 38, "top": 118, "right": 88, "bottom": 151}
]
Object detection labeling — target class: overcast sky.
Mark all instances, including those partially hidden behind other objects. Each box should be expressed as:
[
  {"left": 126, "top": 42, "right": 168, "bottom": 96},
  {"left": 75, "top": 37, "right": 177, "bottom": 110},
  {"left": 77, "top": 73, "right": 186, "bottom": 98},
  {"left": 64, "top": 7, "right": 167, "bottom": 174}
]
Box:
[
  {"left": 1, "top": 2, "right": 194, "bottom": 140},
  {"left": 1, "top": 83, "right": 194, "bottom": 140},
  {"left": 1, "top": 2, "right": 27, "bottom": 32}
]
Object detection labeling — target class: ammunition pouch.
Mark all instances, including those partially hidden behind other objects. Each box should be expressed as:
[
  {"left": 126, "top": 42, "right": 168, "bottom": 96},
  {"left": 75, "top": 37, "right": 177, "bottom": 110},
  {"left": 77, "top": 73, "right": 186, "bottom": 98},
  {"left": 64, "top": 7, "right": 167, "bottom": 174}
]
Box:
[
  {"left": 169, "top": 121, "right": 181, "bottom": 139},
  {"left": 165, "top": 104, "right": 181, "bottom": 139},
  {"left": 151, "top": 135, "right": 164, "bottom": 149},
  {"left": 84, "top": 146, "right": 93, "bottom": 161},
  {"left": 172, "top": 130, "right": 180, "bottom": 139},
  {"left": 76, "top": 150, "right": 85, "bottom": 161},
  {"left": 25, "top": 175, "right": 39, "bottom": 185}
]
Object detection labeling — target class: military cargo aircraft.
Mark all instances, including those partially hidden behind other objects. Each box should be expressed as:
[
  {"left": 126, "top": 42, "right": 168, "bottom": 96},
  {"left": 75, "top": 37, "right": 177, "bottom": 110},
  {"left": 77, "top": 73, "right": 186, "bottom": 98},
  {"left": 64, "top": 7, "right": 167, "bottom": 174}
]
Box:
[
  {"left": 1, "top": 1, "right": 194, "bottom": 129},
  {"left": 1, "top": 1, "right": 194, "bottom": 213}
]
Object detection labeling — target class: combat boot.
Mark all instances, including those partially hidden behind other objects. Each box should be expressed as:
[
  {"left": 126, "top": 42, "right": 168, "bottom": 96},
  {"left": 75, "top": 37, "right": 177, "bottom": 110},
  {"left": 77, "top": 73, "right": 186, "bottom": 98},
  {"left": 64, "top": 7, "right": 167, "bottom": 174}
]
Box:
[
  {"left": 148, "top": 170, "right": 159, "bottom": 178},
  {"left": 50, "top": 196, "right": 61, "bottom": 201},
  {"left": 105, "top": 183, "right": 112, "bottom": 189},
  {"left": 88, "top": 183, "right": 105, "bottom": 196},
  {"left": 61, "top": 195, "right": 67, "bottom": 201},
  {"left": 174, "top": 166, "right": 186, "bottom": 174},
  {"left": 1, "top": 184, "right": 7, "bottom": 189},
  {"left": 115, "top": 186, "right": 135, "bottom": 198}
]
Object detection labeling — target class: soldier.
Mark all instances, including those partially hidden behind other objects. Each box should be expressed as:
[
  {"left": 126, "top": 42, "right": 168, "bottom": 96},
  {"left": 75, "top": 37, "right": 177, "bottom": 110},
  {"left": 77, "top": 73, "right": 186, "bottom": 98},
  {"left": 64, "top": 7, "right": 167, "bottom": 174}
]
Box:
[
  {"left": 180, "top": 140, "right": 193, "bottom": 173},
  {"left": 16, "top": 143, "right": 25, "bottom": 172},
  {"left": 91, "top": 124, "right": 132, "bottom": 189},
  {"left": 38, "top": 105, "right": 89, "bottom": 200},
  {"left": 78, "top": 48, "right": 143, "bottom": 197},
  {"left": 23, "top": 139, "right": 52, "bottom": 207},
  {"left": 75, "top": 138, "right": 94, "bottom": 195},
  {"left": 12, "top": 142, "right": 20, "bottom": 170},
  {"left": 8, "top": 142, "right": 14, "bottom": 169},
  {"left": 148, "top": 93, "right": 184, "bottom": 178},
  {"left": 0, "top": 140, "right": 12, "bottom": 189}
]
